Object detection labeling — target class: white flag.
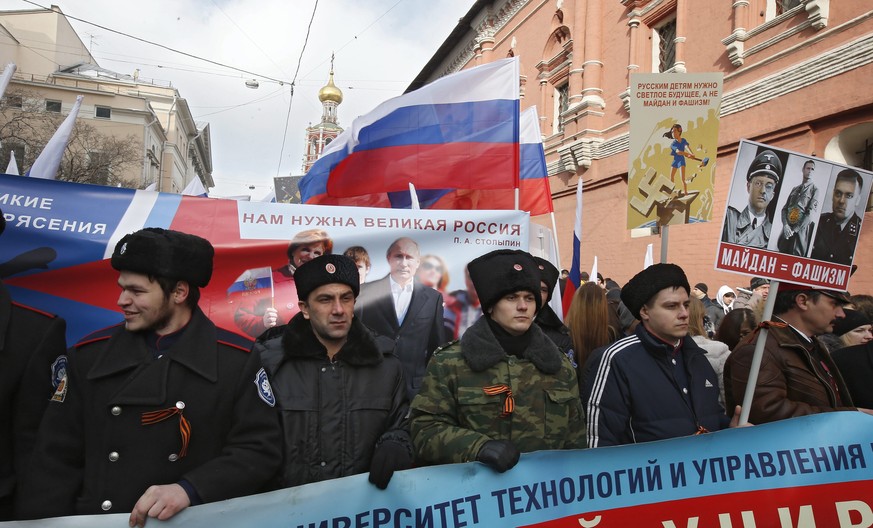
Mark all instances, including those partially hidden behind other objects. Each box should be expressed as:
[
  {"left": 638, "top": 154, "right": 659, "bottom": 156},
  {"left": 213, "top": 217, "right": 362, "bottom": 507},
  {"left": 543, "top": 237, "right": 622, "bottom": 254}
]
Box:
[
  {"left": 0, "top": 63, "right": 16, "bottom": 101},
  {"left": 182, "top": 177, "right": 208, "bottom": 197},
  {"left": 28, "top": 95, "right": 84, "bottom": 180},
  {"left": 644, "top": 243, "right": 654, "bottom": 269},
  {"left": 6, "top": 150, "right": 19, "bottom": 175}
]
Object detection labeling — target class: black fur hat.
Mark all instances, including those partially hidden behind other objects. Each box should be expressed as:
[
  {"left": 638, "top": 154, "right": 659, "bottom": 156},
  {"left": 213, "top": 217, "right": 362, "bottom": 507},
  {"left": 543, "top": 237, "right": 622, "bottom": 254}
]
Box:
[
  {"left": 468, "top": 249, "right": 542, "bottom": 313},
  {"left": 621, "top": 263, "right": 690, "bottom": 320},
  {"left": 111, "top": 228, "right": 214, "bottom": 287},
  {"left": 533, "top": 256, "right": 559, "bottom": 303},
  {"left": 294, "top": 254, "right": 360, "bottom": 302}
]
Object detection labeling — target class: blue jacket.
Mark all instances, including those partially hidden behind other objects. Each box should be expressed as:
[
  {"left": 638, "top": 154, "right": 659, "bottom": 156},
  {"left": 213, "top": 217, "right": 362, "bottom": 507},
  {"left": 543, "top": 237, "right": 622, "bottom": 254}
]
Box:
[{"left": 582, "top": 325, "right": 728, "bottom": 447}]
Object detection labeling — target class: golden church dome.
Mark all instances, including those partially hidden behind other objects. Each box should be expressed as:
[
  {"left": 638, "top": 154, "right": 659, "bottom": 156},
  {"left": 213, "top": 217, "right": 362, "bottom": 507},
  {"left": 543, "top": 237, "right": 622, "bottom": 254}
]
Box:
[{"left": 318, "top": 72, "right": 343, "bottom": 104}]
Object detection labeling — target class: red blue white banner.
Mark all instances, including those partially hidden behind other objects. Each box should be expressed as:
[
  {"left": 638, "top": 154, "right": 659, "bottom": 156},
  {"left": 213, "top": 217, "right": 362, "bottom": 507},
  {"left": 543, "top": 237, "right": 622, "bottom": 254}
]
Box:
[
  {"left": 13, "top": 412, "right": 873, "bottom": 527},
  {"left": 0, "top": 174, "right": 528, "bottom": 344}
]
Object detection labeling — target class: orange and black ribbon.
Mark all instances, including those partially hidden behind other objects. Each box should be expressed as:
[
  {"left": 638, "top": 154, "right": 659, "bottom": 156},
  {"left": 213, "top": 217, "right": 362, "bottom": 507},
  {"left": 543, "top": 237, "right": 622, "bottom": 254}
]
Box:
[
  {"left": 758, "top": 320, "right": 788, "bottom": 330},
  {"left": 141, "top": 407, "right": 191, "bottom": 458},
  {"left": 483, "top": 384, "right": 514, "bottom": 417}
]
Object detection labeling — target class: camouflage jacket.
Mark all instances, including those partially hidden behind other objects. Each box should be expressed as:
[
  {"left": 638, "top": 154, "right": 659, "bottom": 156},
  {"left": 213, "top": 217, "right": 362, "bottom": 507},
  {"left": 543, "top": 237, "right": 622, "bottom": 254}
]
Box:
[{"left": 410, "top": 316, "right": 585, "bottom": 465}]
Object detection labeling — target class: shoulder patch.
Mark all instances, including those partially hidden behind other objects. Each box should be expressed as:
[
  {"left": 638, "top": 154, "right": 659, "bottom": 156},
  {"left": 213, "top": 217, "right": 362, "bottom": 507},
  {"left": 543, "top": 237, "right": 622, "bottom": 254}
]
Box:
[
  {"left": 216, "top": 327, "right": 255, "bottom": 353},
  {"left": 11, "top": 301, "right": 57, "bottom": 319},
  {"left": 433, "top": 339, "right": 459, "bottom": 356},
  {"left": 50, "top": 355, "right": 68, "bottom": 402},
  {"left": 254, "top": 367, "right": 275, "bottom": 407},
  {"left": 75, "top": 323, "right": 124, "bottom": 348}
]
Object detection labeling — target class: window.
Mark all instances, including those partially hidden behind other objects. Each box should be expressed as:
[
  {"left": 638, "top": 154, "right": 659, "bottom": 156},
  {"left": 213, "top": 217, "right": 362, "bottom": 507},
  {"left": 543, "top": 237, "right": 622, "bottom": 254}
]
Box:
[
  {"left": 554, "top": 83, "right": 569, "bottom": 133},
  {"left": 654, "top": 18, "right": 677, "bottom": 73},
  {"left": 95, "top": 106, "right": 111, "bottom": 119},
  {"left": 45, "top": 100, "right": 61, "bottom": 113}
]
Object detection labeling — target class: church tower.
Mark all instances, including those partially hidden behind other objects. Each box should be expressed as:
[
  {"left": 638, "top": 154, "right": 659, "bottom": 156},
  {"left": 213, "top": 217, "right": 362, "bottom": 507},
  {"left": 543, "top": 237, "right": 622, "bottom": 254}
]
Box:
[{"left": 302, "top": 55, "right": 344, "bottom": 173}]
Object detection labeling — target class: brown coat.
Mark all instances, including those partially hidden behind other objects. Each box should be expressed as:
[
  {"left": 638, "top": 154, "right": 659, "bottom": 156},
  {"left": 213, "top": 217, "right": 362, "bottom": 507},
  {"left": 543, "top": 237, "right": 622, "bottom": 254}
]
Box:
[{"left": 724, "top": 321, "right": 855, "bottom": 424}]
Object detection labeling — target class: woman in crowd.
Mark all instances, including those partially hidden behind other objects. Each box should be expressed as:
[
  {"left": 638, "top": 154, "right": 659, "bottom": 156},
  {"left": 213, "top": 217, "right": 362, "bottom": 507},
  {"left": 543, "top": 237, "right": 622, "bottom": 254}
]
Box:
[
  {"left": 714, "top": 308, "right": 756, "bottom": 352},
  {"left": 566, "top": 282, "right": 620, "bottom": 390},
  {"left": 689, "top": 296, "right": 731, "bottom": 408},
  {"left": 824, "top": 309, "right": 873, "bottom": 351}
]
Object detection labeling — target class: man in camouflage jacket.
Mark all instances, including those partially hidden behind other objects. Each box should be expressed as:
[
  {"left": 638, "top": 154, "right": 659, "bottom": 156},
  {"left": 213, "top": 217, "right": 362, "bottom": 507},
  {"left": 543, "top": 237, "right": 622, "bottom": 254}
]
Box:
[{"left": 411, "top": 250, "right": 585, "bottom": 473}]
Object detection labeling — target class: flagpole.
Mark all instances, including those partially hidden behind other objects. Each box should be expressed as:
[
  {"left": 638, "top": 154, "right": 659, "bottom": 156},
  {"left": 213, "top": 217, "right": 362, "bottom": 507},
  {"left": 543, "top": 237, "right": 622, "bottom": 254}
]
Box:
[
  {"left": 738, "top": 280, "right": 780, "bottom": 425},
  {"left": 549, "top": 212, "right": 562, "bottom": 271},
  {"left": 659, "top": 224, "right": 669, "bottom": 263}
]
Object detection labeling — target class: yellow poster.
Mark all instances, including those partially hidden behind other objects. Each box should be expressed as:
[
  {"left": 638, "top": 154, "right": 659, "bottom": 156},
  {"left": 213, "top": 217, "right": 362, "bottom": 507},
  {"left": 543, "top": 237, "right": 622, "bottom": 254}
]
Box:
[{"left": 627, "top": 73, "right": 723, "bottom": 230}]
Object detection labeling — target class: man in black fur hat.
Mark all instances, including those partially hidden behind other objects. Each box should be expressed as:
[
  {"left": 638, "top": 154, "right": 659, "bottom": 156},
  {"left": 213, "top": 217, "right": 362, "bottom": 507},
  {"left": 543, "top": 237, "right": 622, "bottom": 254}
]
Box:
[
  {"left": 254, "top": 254, "right": 412, "bottom": 490},
  {"left": 18, "top": 228, "right": 281, "bottom": 526},
  {"left": 411, "top": 250, "right": 584, "bottom": 474},
  {"left": 583, "top": 263, "right": 741, "bottom": 447}
]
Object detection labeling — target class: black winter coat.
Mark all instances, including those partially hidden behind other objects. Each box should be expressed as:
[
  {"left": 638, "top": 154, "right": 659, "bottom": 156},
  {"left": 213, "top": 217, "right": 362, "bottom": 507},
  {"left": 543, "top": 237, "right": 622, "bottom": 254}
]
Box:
[
  {"left": 17, "top": 308, "right": 281, "bottom": 518},
  {"left": 0, "top": 283, "right": 66, "bottom": 520},
  {"left": 255, "top": 313, "right": 411, "bottom": 488}
]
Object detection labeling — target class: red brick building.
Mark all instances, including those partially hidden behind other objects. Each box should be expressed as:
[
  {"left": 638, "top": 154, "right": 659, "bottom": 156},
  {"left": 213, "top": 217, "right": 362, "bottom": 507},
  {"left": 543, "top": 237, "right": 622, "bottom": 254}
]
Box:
[{"left": 410, "top": 0, "right": 873, "bottom": 294}]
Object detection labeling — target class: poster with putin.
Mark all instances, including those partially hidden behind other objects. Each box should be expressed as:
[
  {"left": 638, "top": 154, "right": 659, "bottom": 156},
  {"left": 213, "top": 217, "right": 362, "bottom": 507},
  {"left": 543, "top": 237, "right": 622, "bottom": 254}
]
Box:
[
  {"left": 716, "top": 140, "right": 873, "bottom": 290},
  {"left": 627, "top": 72, "right": 723, "bottom": 229}
]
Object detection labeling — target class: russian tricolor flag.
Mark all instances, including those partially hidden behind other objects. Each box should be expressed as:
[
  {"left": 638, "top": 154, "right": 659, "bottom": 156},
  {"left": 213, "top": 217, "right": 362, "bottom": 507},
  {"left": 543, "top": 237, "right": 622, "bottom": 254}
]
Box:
[
  {"left": 562, "top": 177, "right": 583, "bottom": 315},
  {"left": 301, "top": 58, "right": 520, "bottom": 205},
  {"left": 227, "top": 267, "right": 273, "bottom": 295}
]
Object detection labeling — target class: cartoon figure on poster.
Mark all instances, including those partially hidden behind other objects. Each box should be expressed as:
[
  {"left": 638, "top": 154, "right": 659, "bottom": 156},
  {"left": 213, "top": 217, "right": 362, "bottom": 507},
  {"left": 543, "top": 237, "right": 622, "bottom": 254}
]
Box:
[
  {"left": 664, "top": 123, "right": 709, "bottom": 195},
  {"left": 721, "top": 147, "right": 786, "bottom": 249}
]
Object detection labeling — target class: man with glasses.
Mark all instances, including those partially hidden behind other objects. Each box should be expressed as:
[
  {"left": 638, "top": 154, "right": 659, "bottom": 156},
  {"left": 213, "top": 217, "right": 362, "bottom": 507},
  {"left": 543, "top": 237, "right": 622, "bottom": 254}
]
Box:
[
  {"left": 810, "top": 169, "right": 866, "bottom": 265},
  {"left": 722, "top": 150, "right": 783, "bottom": 249}
]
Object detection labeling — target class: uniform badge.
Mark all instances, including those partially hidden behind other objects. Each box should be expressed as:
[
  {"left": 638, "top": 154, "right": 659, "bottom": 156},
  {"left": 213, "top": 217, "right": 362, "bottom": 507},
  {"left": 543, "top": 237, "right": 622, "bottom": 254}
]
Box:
[
  {"left": 119, "top": 242, "right": 127, "bottom": 255},
  {"left": 254, "top": 368, "right": 275, "bottom": 407},
  {"left": 50, "top": 355, "right": 68, "bottom": 402},
  {"left": 513, "top": 264, "right": 523, "bottom": 271},
  {"left": 326, "top": 263, "right": 336, "bottom": 274}
]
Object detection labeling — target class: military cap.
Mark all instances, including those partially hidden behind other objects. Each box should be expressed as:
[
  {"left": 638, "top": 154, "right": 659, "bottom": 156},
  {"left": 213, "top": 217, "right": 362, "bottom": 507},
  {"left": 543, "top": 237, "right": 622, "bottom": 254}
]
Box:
[
  {"left": 621, "top": 263, "right": 690, "bottom": 320},
  {"left": 294, "top": 254, "right": 360, "bottom": 302},
  {"left": 747, "top": 149, "right": 782, "bottom": 184},
  {"left": 778, "top": 282, "right": 851, "bottom": 305},
  {"left": 111, "top": 228, "right": 214, "bottom": 287},
  {"left": 533, "top": 256, "right": 559, "bottom": 303},
  {"left": 468, "top": 249, "right": 542, "bottom": 313}
]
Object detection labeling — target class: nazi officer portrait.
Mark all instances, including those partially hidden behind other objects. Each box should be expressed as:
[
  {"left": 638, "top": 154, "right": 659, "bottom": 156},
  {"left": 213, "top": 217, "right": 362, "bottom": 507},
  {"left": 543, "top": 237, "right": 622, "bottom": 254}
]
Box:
[{"left": 721, "top": 145, "right": 788, "bottom": 250}]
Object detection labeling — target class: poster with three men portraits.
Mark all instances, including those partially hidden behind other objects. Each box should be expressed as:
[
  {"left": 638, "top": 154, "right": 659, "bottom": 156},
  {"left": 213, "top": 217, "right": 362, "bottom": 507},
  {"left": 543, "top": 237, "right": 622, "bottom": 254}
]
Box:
[{"left": 717, "top": 139, "right": 872, "bottom": 290}]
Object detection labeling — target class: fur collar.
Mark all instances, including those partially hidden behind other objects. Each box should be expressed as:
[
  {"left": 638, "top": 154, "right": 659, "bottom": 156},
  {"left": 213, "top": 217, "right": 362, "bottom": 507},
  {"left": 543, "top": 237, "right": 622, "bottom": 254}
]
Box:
[
  {"left": 280, "top": 313, "right": 383, "bottom": 366},
  {"left": 460, "top": 317, "right": 563, "bottom": 374}
]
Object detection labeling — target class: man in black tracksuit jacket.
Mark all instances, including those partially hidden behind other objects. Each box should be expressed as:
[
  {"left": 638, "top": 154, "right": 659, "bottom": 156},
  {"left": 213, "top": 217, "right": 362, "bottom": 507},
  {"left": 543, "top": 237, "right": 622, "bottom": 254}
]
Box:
[{"left": 583, "top": 263, "right": 739, "bottom": 447}]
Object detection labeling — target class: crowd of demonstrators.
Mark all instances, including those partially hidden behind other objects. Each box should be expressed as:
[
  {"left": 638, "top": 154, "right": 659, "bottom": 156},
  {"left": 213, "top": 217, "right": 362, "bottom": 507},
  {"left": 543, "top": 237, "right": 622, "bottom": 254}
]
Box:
[
  {"left": 566, "top": 283, "right": 621, "bottom": 390},
  {"left": 533, "top": 257, "right": 573, "bottom": 359},
  {"left": 410, "top": 250, "right": 584, "bottom": 473},
  {"left": 253, "top": 254, "right": 412, "bottom": 490},
  {"left": 234, "top": 229, "right": 333, "bottom": 338},
  {"left": 582, "top": 263, "right": 740, "bottom": 448},
  {"left": 9, "top": 205, "right": 873, "bottom": 524},
  {"left": 17, "top": 229, "right": 282, "bottom": 525},
  {"left": 724, "top": 284, "right": 873, "bottom": 425}
]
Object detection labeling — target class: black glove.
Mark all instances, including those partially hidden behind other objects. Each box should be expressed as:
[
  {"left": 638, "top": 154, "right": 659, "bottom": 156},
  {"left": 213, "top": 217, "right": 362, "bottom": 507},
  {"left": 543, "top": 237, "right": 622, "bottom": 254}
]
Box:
[
  {"left": 476, "top": 440, "right": 520, "bottom": 473},
  {"left": 368, "top": 441, "right": 413, "bottom": 490}
]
